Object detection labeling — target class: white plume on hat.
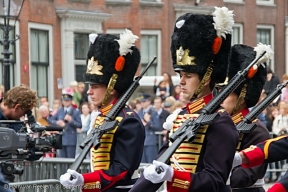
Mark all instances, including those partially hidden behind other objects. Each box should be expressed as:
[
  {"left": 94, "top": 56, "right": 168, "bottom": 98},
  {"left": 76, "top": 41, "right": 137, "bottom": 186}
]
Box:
[
  {"left": 175, "top": 20, "right": 185, "bottom": 29},
  {"left": 254, "top": 42, "right": 274, "bottom": 66},
  {"left": 89, "top": 34, "right": 98, "bottom": 44},
  {"left": 212, "top": 6, "right": 234, "bottom": 39},
  {"left": 116, "top": 29, "right": 139, "bottom": 56}
]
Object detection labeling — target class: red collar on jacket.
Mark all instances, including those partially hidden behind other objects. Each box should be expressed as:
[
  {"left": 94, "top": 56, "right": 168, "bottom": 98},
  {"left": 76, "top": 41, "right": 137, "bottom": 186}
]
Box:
[
  {"left": 186, "top": 93, "right": 213, "bottom": 114},
  {"left": 99, "top": 99, "right": 118, "bottom": 116},
  {"left": 231, "top": 108, "right": 250, "bottom": 124}
]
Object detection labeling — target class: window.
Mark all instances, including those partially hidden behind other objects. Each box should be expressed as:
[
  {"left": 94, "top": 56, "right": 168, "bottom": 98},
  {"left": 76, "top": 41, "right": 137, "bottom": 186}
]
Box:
[
  {"left": 74, "top": 33, "right": 89, "bottom": 83},
  {"left": 0, "top": 25, "right": 16, "bottom": 88},
  {"left": 74, "top": 33, "right": 89, "bottom": 60},
  {"left": 257, "top": 28, "right": 272, "bottom": 45},
  {"left": 30, "top": 29, "right": 49, "bottom": 98},
  {"left": 257, "top": 25, "right": 274, "bottom": 69},
  {"left": 107, "top": 29, "right": 161, "bottom": 76},
  {"left": 106, "top": 29, "right": 124, "bottom": 38},
  {"left": 140, "top": 30, "right": 161, "bottom": 76},
  {"left": 141, "top": 35, "right": 157, "bottom": 76},
  {"left": 223, "top": 0, "right": 244, "bottom": 3},
  {"left": 140, "top": 0, "right": 163, "bottom": 6},
  {"left": 231, "top": 24, "right": 243, "bottom": 45},
  {"left": 256, "top": 0, "right": 274, "bottom": 5}
]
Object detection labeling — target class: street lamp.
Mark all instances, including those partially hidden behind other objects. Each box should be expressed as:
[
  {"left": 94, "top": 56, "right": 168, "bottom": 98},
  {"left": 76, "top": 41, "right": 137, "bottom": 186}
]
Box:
[{"left": 0, "top": 0, "right": 24, "bottom": 92}]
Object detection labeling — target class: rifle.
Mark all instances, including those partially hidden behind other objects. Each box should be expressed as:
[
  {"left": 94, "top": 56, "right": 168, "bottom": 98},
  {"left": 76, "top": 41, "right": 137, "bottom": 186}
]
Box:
[
  {"left": 237, "top": 80, "right": 288, "bottom": 133},
  {"left": 156, "top": 51, "right": 266, "bottom": 173},
  {"left": 69, "top": 56, "right": 157, "bottom": 172}
]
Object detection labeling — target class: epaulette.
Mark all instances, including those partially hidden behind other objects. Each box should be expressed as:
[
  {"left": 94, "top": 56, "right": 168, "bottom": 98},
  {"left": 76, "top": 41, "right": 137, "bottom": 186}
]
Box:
[
  {"left": 121, "top": 105, "right": 136, "bottom": 118},
  {"left": 217, "top": 107, "right": 227, "bottom": 114}
]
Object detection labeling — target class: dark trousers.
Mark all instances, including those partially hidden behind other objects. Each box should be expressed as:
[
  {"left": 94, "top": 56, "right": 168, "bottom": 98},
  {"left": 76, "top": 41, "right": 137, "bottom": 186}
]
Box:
[
  {"left": 141, "top": 145, "right": 158, "bottom": 163},
  {"left": 58, "top": 146, "right": 76, "bottom": 158}
]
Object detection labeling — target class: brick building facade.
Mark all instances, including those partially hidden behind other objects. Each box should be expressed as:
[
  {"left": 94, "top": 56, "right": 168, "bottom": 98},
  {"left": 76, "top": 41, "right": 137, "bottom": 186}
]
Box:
[{"left": 1, "top": 0, "right": 287, "bottom": 101}]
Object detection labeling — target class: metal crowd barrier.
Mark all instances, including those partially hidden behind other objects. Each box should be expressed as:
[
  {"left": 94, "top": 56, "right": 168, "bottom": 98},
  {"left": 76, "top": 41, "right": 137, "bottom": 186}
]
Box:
[{"left": 8, "top": 158, "right": 165, "bottom": 192}]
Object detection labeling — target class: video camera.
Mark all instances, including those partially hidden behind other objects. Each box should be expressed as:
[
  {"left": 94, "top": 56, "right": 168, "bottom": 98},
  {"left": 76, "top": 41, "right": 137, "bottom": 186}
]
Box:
[
  {"left": 0, "top": 110, "right": 63, "bottom": 182},
  {"left": 0, "top": 124, "right": 63, "bottom": 159}
]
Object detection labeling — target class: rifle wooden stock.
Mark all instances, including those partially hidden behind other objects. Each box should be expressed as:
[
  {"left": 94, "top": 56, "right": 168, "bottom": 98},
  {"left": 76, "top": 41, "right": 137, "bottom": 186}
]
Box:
[
  {"left": 69, "top": 56, "right": 157, "bottom": 172},
  {"left": 157, "top": 51, "right": 266, "bottom": 174},
  {"left": 237, "top": 80, "right": 288, "bottom": 133}
]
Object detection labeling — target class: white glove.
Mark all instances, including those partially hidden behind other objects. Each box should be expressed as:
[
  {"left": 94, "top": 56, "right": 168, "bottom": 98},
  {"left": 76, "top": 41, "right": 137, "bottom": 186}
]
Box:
[
  {"left": 143, "top": 160, "right": 174, "bottom": 184},
  {"left": 60, "top": 169, "right": 84, "bottom": 188},
  {"left": 232, "top": 152, "right": 243, "bottom": 168}
]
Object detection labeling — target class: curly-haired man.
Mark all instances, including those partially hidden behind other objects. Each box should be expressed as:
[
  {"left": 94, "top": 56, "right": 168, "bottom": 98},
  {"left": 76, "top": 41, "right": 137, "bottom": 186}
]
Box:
[
  {"left": 0, "top": 84, "right": 38, "bottom": 132},
  {"left": 0, "top": 84, "right": 38, "bottom": 192}
]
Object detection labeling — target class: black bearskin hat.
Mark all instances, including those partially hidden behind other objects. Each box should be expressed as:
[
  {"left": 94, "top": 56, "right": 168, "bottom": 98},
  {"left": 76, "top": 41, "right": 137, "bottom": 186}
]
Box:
[
  {"left": 228, "top": 44, "right": 273, "bottom": 108},
  {"left": 171, "top": 7, "right": 234, "bottom": 83},
  {"left": 84, "top": 29, "right": 140, "bottom": 94}
]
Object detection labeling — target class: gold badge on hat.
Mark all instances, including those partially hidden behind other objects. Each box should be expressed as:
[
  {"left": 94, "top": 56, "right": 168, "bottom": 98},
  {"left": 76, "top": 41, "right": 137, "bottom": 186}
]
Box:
[
  {"left": 176, "top": 46, "right": 196, "bottom": 66},
  {"left": 86, "top": 56, "right": 103, "bottom": 75}
]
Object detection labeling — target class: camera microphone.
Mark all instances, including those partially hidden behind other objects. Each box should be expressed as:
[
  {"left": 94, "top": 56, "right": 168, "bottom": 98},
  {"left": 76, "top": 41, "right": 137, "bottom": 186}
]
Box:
[{"left": 33, "top": 125, "right": 63, "bottom": 132}]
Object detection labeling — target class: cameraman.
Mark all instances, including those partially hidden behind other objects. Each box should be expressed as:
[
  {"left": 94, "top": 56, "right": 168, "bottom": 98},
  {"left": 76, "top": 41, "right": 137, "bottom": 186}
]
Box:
[
  {"left": 0, "top": 85, "right": 38, "bottom": 192},
  {"left": 0, "top": 85, "right": 38, "bottom": 132}
]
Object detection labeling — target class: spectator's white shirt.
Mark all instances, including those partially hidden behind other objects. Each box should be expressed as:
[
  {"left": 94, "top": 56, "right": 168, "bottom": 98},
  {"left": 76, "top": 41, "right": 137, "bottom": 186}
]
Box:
[
  {"left": 272, "top": 114, "right": 288, "bottom": 135},
  {"left": 87, "top": 110, "right": 100, "bottom": 135}
]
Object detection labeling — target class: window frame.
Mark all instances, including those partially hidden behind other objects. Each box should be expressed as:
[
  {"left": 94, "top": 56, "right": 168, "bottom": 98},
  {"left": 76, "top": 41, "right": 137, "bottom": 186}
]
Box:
[
  {"left": 74, "top": 32, "right": 90, "bottom": 60},
  {"left": 256, "top": 0, "right": 275, "bottom": 6},
  {"left": 106, "top": 28, "right": 126, "bottom": 35},
  {"left": 256, "top": 24, "right": 275, "bottom": 70},
  {"left": 223, "top": 0, "right": 244, "bottom": 4},
  {"left": 140, "top": 30, "right": 161, "bottom": 76},
  {"left": 74, "top": 32, "right": 89, "bottom": 83},
  {"left": 28, "top": 22, "right": 54, "bottom": 102},
  {"left": 232, "top": 23, "right": 244, "bottom": 45}
]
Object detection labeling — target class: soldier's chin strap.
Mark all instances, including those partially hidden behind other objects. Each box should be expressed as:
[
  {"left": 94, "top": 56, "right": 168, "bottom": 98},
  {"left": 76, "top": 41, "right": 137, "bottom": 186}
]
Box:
[
  {"left": 190, "top": 63, "right": 214, "bottom": 101},
  {"left": 232, "top": 83, "right": 247, "bottom": 114},
  {"left": 102, "top": 74, "right": 118, "bottom": 107}
]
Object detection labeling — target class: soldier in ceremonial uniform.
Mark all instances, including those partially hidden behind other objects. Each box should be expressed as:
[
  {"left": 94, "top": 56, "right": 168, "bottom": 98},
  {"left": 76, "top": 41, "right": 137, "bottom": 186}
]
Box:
[
  {"left": 59, "top": 29, "right": 145, "bottom": 192},
  {"left": 220, "top": 44, "right": 272, "bottom": 192},
  {"left": 232, "top": 135, "right": 288, "bottom": 192},
  {"left": 129, "top": 7, "right": 239, "bottom": 192}
]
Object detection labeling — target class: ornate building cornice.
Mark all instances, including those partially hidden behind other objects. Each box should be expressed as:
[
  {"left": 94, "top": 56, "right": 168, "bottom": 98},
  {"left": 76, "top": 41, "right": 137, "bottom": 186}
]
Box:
[
  {"left": 173, "top": 4, "right": 214, "bottom": 18},
  {"left": 56, "top": 8, "right": 111, "bottom": 21}
]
